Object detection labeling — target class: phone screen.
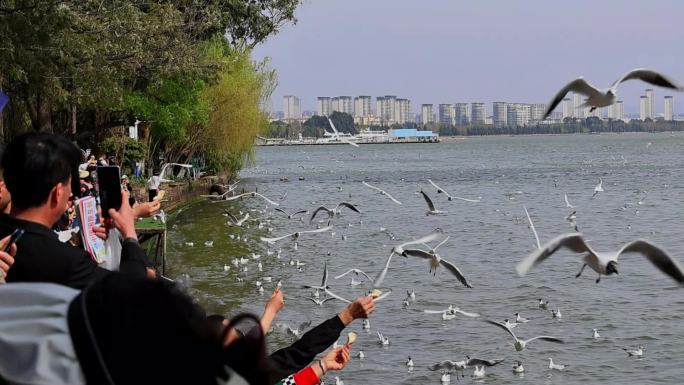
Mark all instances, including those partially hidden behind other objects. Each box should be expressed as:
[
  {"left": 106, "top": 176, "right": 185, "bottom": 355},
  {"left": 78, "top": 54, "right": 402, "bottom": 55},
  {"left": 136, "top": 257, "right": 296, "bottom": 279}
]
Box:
[{"left": 97, "top": 166, "right": 122, "bottom": 218}]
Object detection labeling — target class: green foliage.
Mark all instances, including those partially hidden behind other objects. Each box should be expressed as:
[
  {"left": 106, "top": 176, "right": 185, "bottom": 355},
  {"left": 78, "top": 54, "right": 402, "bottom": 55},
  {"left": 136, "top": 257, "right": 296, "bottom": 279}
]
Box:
[
  {"left": 100, "top": 136, "right": 147, "bottom": 175},
  {"left": 301, "top": 112, "right": 356, "bottom": 137}
]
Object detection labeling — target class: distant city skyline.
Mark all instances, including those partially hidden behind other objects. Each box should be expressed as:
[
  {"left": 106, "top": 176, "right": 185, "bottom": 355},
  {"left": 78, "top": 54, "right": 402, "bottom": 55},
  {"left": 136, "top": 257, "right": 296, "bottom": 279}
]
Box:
[{"left": 253, "top": 0, "right": 684, "bottom": 115}]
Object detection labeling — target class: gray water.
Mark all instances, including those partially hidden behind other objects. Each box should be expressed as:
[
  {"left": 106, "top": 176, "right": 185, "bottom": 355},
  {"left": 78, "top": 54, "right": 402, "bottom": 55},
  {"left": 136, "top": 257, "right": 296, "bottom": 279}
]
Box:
[{"left": 167, "top": 133, "right": 684, "bottom": 384}]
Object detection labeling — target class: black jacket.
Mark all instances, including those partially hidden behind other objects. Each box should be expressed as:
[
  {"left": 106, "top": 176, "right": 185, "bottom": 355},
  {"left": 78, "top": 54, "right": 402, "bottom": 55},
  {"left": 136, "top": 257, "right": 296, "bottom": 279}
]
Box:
[
  {"left": 269, "top": 315, "right": 346, "bottom": 378},
  {"left": 0, "top": 214, "right": 149, "bottom": 289}
]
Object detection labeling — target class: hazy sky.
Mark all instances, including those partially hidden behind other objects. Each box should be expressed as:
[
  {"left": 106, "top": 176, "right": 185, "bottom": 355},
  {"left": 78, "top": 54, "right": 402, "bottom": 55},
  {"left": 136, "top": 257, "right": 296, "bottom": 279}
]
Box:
[{"left": 253, "top": 0, "right": 684, "bottom": 115}]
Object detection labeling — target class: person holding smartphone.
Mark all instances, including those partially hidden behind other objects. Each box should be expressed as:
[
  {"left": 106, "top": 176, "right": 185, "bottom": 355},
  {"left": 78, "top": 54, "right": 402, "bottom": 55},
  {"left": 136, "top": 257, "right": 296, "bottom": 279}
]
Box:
[
  {"left": 0, "top": 234, "right": 18, "bottom": 284},
  {"left": 0, "top": 133, "right": 151, "bottom": 289}
]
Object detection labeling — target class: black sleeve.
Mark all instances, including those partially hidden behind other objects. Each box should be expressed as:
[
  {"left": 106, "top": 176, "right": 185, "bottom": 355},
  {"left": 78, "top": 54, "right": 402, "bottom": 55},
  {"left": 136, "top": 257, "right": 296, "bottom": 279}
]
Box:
[
  {"left": 119, "top": 238, "right": 151, "bottom": 275},
  {"left": 269, "top": 315, "right": 346, "bottom": 377},
  {"left": 66, "top": 250, "right": 111, "bottom": 289}
]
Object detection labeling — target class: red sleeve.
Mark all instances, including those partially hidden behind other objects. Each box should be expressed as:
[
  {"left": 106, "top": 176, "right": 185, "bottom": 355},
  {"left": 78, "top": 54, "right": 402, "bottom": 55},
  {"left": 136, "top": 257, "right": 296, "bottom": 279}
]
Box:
[{"left": 292, "top": 366, "right": 320, "bottom": 385}]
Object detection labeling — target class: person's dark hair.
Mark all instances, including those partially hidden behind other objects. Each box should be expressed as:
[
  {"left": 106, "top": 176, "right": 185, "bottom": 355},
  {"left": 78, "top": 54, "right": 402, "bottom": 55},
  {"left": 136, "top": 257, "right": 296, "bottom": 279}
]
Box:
[{"left": 1, "top": 133, "right": 81, "bottom": 210}]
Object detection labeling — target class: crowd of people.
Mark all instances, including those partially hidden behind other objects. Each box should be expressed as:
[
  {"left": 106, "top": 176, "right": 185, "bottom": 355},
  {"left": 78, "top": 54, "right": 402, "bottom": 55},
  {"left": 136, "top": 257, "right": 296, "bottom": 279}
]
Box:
[{"left": 0, "top": 132, "right": 373, "bottom": 385}]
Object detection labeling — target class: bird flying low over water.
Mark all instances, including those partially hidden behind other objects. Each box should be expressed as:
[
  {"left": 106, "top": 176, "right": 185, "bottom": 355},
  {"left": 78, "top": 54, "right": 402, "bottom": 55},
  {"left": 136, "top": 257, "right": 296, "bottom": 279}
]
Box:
[
  {"left": 428, "top": 357, "right": 504, "bottom": 378},
  {"left": 420, "top": 190, "right": 447, "bottom": 215},
  {"left": 427, "top": 179, "right": 481, "bottom": 202},
  {"left": 516, "top": 233, "right": 684, "bottom": 284},
  {"left": 362, "top": 181, "right": 402, "bottom": 205},
  {"left": 219, "top": 191, "right": 280, "bottom": 206},
  {"left": 484, "top": 319, "right": 564, "bottom": 351},
  {"left": 542, "top": 68, "right": 684, "bottom": 119},
  {"left": 274, "top": 208, "right": 308, "bottom": 219},
  {"left": 224, "top": 209, "right": 250, "bottom": 226},
  {"left": 309, "top": 202, "right": 360, "bottom": 223},
  {"left": 260, "top": 225, "right": 333, "bottom": 243},
  {"left": 335, "top": 268, "right": 373, "bottom": 281},
  {"left": 372, "top": 229, "right": 444, "bottom": 287},
  {"left": 401, "top": 236, "right": 473, "bottom": 288}
]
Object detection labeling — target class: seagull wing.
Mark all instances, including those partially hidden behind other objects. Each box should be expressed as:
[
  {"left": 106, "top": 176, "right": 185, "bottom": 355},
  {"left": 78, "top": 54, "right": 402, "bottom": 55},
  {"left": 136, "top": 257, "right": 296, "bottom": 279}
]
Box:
[
  {"left": 260, "top": 232, "right": 296, "bottom": 243},
  {"left": 222, "top": 192, "right": 250, "bottom": 201},
  {"left": 423, "top": 309, "right": 450, "bottom": 314},
  {"left": 484, "top": 319, "right": 518, "bottom": 341},
  {"left": 612, "top": 68, "right": 684, "bottom": 91},
  {"left": 309, "top": 206, "right": 331, "bottom": 223},
  {"left": 427, "top": 179, "right": 448, "bottom": 195},
  {"left": 325, "top": 288, "right": 352, "bottom": 304},
  {"left": 306, "top": 297, "right": 320, "bottom": 305},
  {"left": 355, "top": 269, "right": 373, "bottom": 281},
  {"left": 618, "top": 239, "right": 684, "bottom": 283},
  {"left": 334, "top": 269, "right": 355, "bottom": 279},
  {"left": 453, "top": 308, "right": 480, "bottom": 318},
  {"left": 524, "top": 336, "right": 564, "bottom": 344},
  {"left": 362, "top": 181, "right": 383, "bottom": 193},
  {"left": 420, "top": 190, "right": 436, "bottom": 212},
  {"left": 523, "top": 206, "right": 541, "bottom": 249},
  {"left": 433, "top": 235, "right": 451, "bottom": 252},
  {"left": 449, "top": 195, "right": 481, "bottom": 203},
  {"left": 321, "top": 261, "right": 329, "bottom": 287},
  {"left": 440, "top": 259, "right": 473, "bottom": 288},
  {"left": 372, "top": 251, "right": 395, "bottom": 288},
  {"left": 516, "top": 232, "right": 593, "bottom": 275},
  {"left": 543, "top": 77, "right": 601, "bottom": 119},
  {"left": 402, "top": 248, "right": 434, "bottom": 260},
  {"left": 223, "top": 209, "right": 239, "bottom": 224},
  {"left": 274, "top": 208, "right": 289, "bottom": 217},
  {"left": 300, "top": 225, "right": 333, "bottom": 235},
  {"left": 466, "top": 358, "right": 504, "bottom": 367},
  {"left": 337, "top": 202, "right": 361, "bottom": 214},
  {"left": 564, "top": 194, "right": 574, "bottom": 208},
  {"left": 292, "top": 210, "right": 309, "bottom": 217},
  {"left": 428, "top": 361, "right": 456, "bottom": 371},
  {"left": 254, "top": 192, "right": 280, "bottom": 206}
]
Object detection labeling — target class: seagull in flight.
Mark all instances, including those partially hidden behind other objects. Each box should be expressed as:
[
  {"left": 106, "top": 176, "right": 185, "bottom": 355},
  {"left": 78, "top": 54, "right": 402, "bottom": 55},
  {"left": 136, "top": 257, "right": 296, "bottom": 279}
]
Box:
[
  {"left": 274, "top": 321, "right": 312, "bottom": 338},
  {"left": 401, "top": 237, "right": 474, "bottom": 288},
  {"left": 201, "top": 181, "right": 240, "bottom": 200},
  {"left": 420, "top": 190, "right": 447, "bottom": 215},
  {"left": 302, "top": 262, "right": 329, "bottom": 290},
  {"left": 309, "top": 202, "right": 360, "bottom": 223},
  {"left": 224, "top": 210, "right": 250, "bottom": 226},
  {"left": 564, "top": 194, "right": 574, "bottom": 209},
  {"left": 362, "top": 181, "right": 402, "bottom": 205},
  {"left": 260, "top": 225, "right": 333, "bottom": 244},
  {"left": 335, "top": 268, "right": 373, "bottom": 281},
  {"left": 523, "top": 206, "right": 541, "bottom": 249},
  {"left": 307, "top": 296, "right": 335, "bottom": 306},
  {"left": 327, "top": 117, "right": 359, "bottom": 147},
  {"left": 428, "top": 357, "right": 504, "bottom": 378},
  {"left": 423, "top": 305, "right": 480, "bottom": 318},
  {"left": 219, "top": 191, "right": 280, "bottom": 206},
  {"left": 427, "top": 179, "right": 481, "bottom": 202},
  {"left": 372, "top": 229, "right": 444, "bottom": 287},
  {"left": 516, "top": 233, "right": 684, "bottom": 284},
  {"left": 484, "top": 319, "right": 564, "bottom": 351},
  {"left": 542, "top": 68, "right": 684, "bottom": 119},
  {"left": 274, "top": 208, "right": 308, "bottom": 220},
  {"left": 593, "top": 178, "right": 604, "bottom": 198}
]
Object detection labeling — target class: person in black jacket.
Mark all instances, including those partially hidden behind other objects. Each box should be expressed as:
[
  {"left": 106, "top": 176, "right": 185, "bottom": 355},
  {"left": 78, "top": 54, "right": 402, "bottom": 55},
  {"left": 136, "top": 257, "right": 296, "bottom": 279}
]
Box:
[{"left": 0, "top": 132, "right": 150, "bottom": 289}]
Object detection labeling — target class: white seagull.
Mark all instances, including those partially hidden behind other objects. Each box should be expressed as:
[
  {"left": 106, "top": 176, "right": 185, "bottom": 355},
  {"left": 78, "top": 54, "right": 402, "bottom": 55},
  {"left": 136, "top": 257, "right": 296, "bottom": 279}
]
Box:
[
  {"left": 592, "top": 329, "right": 600, "bottom": 339},
  {"left": 219, "top": 191, "right": 280, "bottom": 206},
  {"left": 593, "top": 178, "right": 604, "bottom": 197},
  {"left": 623, "top": 345, "right": 644, "bottom": 357},
  {"left": 516, "top": 233, "right": 684, "bottom": 284},
  {"left": 564, "top": 194, "right": 574, "bottom": 209},
  {"left": 302, "top": 262, "right": 329, "bottom": 290},
  {"left": 377, "top": 331, "right": 390, "bottom": 345},
  {"left": 327, "top": 117, "right": 359, "bottom": 147},
  {"left": 524, "top": 206, "right": 541, "bottom": 249},
  {"left": 420, "top": 190, "right": 447, "bottom": 215},
  {"left": 309, "top": 202, "right": 360, "bottom": 223},
  {"left": 548, "top": 358, "right": 566, "bottom": 371},
  {"left": 512, "top": 361, "right": 524, "bottom": 373},
  {"left": 362, "top": 181, "right": 402, "bottom": 205},
  {"left": 274, "top": 208, "right": 308, "bottom": 219},
  {"left": 427, "top": 179, "right": 481, "bottom": 202},
  {"left": 542, "top": 68, "right": 684, "bottom": 119},
  {"left": 515, "top": 313, "right": 529, "bottom": 323},
  {"left": 224, "top": 210, "right": 250, "bottom": 226},
  {"left": 401, "top": 238, "right": 473, "bottom": 288},
  {"left": 307, "top": 297, "right": 335, "bottom": 306},
  {"left": 334, "top": 268, "right": 373, "bottom": 282},
  {"left": 372, "top": 229, "right": 445, "bottom": 287},
  {"left": 428, "top": 357, "right": 504, "bottom": 378},
  {"left": 260, "top": 225, "right": 333, "bottom": 244},
  {"left": 424, "top": 305, "right": 480, "bottom": 318},
  {"left": 473, "top": 366, "right": 485, "bottom": 378},
  {"left": 484, "top": 319, "right": 564, "bottom": 351}
]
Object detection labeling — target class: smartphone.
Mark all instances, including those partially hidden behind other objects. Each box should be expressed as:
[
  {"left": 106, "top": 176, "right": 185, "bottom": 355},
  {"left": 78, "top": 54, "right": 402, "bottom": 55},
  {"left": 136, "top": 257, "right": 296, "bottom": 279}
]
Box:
[
  {"left": 97, "top": 166, "right": 122, "bottom": 218},
  {"left": 3, "top": 228, "right": 24, "bottom": 253}
]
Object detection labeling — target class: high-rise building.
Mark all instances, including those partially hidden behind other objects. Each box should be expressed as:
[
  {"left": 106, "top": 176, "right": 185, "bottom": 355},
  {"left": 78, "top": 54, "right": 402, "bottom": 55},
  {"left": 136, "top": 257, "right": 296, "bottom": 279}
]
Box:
[
  {"left": 331, "top": 96, "right": 353, "bottom": 115},
  {"left": 354, "top": 96, "right": 372, "bottom": 117},
  {"left": 454, "top": 103, "right": 470, "bottom": 125},
  {"left": 645, "top": 89, "right": 655, "bottom": 119},
  {"left": 493, "top": 102, "right": 507, "bottom": 127},
  {"left": 507, "top": 103, "right": 531, "bottom": 127},
  {"left": 421, "top": 104, "right": 434, "bottom": 124},
  {"left": 438, "top": 104, "right": 454, "bottom": 125},
  {"left": 283, "top": 95, "right": 301, "bottom": 120},
  {"left": 608, "top": 101, "right": 625, "bottom": 120},
  {"left": 529, "top": 104, "right": 546, "bottom": 122},
  {"left": 317, "top": 97, "right": 331, "bottom": 116},
  {"left": 376, "top": 95, "right": 397, "bottom": 124},
  {"left": 664, "top": 96, "right": 674, "bottom": 121},
  {"left": 395, "top": 98, "right": 411, "bottom": 124},
  {"left": 640, "top": 96, "right": 651, "bottom": 120},
  {"left": 561, "top": 98, "right": 573, "bottom": 119},
  {"left": 572, "top": 93, "right": 584, "bottom": 119},
  {"left": 471, "top": 103, "right": 486, "bottom": 125}
]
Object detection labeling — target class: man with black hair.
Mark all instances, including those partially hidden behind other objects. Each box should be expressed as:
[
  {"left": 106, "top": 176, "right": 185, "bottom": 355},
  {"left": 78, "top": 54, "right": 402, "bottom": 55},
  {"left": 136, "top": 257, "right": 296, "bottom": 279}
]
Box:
[{"left": 0, "top": 132, "right": 150, "bottom": 289}]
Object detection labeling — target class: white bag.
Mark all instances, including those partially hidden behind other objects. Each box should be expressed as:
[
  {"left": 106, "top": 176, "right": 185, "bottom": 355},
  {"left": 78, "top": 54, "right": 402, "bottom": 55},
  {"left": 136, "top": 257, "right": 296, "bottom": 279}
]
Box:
[{"left": 102, "top": 228, "right": 122, "bottom": 271}]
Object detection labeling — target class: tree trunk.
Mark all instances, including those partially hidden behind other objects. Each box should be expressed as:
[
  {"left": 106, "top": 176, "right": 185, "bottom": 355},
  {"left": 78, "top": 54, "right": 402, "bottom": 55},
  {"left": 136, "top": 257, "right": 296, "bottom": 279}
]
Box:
[
  {"left": 71, "top": 104, "right": 77, "bottom": 138},
  {"left": 27, "top": 91, "right": 52, "bottom": 132}
]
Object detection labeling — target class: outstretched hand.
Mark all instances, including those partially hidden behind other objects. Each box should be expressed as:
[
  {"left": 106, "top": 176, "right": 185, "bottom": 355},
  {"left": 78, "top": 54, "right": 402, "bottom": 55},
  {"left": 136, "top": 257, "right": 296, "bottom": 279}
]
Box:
[
  {"left": 322, "top": 346, "right": 351, "bottom": 371},
  {"left": 339, "top": 295, "right": 375, "bottom": 325},
  {"left": 265, "top": 288, "right": 285, "bottom": 314}
]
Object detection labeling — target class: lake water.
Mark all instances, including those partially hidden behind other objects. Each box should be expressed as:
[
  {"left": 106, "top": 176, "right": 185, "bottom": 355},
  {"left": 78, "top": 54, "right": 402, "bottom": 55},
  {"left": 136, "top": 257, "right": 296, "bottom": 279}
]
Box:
[{"left": 167, "top": 133, "right": 684, "bottom": 385}]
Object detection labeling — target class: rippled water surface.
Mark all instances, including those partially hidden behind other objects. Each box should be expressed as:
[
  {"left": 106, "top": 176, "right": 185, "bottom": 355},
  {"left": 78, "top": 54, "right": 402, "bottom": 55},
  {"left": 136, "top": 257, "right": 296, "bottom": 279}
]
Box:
[{"left": 167, "top": 133, "right": 684, "bottom": 385}]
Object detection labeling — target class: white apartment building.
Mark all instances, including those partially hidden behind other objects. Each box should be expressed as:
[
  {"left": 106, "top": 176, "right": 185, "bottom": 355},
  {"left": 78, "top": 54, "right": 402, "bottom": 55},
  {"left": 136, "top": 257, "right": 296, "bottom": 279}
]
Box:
[
  {"left": 283, "top": 95, "right": 301, "bottom": 120},
  {"left": 561, "top": 98, "right": 573, "bottom": 119},
  {"left": 640, "top": 96, "right": 651, "bottom": 120},
  {"left": 454, "top": 103, "right": 470, "bottom": 125},
  {"left": 493, "top": 102, "right": 507, "bottom": 127},
  {"left": 471, "top": 103, "right": 486, "bottom": 125},
  {"left": 572, "top": 93, "right": 585, "bottom": 119},
  {"left": 507, "top": 103, "right": 531, "bottom": 127},
  {"left": 421, "top": 104, "right": 434, "bottom": 124},
  {"left": 608, "top": 101, "right": 624, "bottom": 120},
  {"left": 530, "top": 103, "right": 546, "bottom": 122},
  {"left": 331, "top": 96, "right": 353, "bottom": 115},
  {"left": 438, "top": 104, "right": 454, "bottom": 125},
  {"left": 664, "top": 96, "right": 674, "bottom": 121},
  {"left": 376, "top": 95, "right": 396, "bottom": 124},
  {"left": 317, "top": 97, "right": 331, "bottom": 116},
  {"left": 354, "top": 96, "right": 372, "bottom": 117},
  {"left": 645, "top": 89, "right": 655, "bottom": 119},
  {"left": 395, "top": 98, "right": 411, "bottom": 124}
]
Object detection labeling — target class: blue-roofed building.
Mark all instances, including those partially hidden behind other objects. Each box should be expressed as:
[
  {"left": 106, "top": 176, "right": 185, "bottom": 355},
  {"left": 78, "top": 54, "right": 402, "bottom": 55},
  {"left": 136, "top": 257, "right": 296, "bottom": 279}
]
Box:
[{"left": 388, "top": 128, "right": 439, "bottom": 143}]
